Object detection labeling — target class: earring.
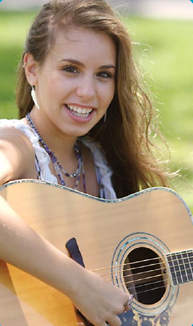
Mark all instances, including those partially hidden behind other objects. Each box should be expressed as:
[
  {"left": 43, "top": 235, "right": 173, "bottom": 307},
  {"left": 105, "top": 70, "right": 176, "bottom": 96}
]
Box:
[
  {"left": 103, "top": 111, "right": 107, "bottom": 122},
  {"left": 31, "top": 86, "right": 40, "bottom": 109}
]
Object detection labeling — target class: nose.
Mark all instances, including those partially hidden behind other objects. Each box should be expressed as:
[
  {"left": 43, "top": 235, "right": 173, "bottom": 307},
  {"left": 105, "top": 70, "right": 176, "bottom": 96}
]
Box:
[{"left": 76, "top": 74, "right": 96, "bottom": 100}]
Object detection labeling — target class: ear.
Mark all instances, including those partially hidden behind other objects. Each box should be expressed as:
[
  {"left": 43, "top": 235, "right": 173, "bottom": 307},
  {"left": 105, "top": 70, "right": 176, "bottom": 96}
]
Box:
[{"left": 23, "top": 53, "right": 39, "bottom": 86}]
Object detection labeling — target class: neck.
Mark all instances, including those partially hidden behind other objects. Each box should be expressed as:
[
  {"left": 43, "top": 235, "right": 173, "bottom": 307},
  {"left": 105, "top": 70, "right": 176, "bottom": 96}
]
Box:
[
  {"left": 26, "top": 111, "right": 86, "bottom": 192},
  {"left": 166, "top": 249, "right": 193, "bottom": 285},
  {"left": 29, "top": 109, "right": 77, "bottom": 162}
]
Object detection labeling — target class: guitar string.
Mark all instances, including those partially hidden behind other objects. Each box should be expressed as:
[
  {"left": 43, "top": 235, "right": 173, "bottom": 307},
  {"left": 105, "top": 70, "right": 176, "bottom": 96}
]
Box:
[
  {"left": 90, "top": 250, "right": 193, "bottom": 275},
  {"left": 91, "top": 260, "right": 193, "bottom": 287},
  {"left": 108, "top": 274, "right": 170, "bottom": 290},
  {"left": 95, "top": 260, "right": 166, "bottom": 278},
  {"left": 103, "top": 267, "right": 169, "bottom": 284},
  {"left": 105, "top": 270, "right": 168, "bottom": 288},
  {"left": 104, "top": 272, "right": 191, "bottom": 298},
  {"left": 91, "top": 259, "right": 193, "bottom": 280},
  {"left": 125, "top": 276, "right": 166, "bottom": 290},
  {"left": 124, "top": 278, "right": 167, "bottom": 295},
  {"left": 96, "top": 263, "right": 193, "bottom": 283},
  {"left": 100, "top": 270, "right": 193, "bottom": 297},
  {"left": 100, "top": 272, "right": 170, "bottom": 297},
  {"left": 125, "top": 283, "right": 167, "bottom": 297},
  {"left": 102, "top": 266, "right": 165, "bottom": 282},
  {"left": 97, "top": 259, "right": 193, "bottom": 280}
]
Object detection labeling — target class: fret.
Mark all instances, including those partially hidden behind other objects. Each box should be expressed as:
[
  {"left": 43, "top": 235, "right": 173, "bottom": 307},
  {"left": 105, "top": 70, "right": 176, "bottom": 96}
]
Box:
[
  {"left": 172, "top": 253, "right": 182, "bottom": 284},
  {"left": 167, "top": 250, "right": 193, "bottom": 285},
  {"left": 182, "top": 251, "right": 193, "bottom": 282},
  {"left": 188, "top": 250, "right": 193, "bottom": 275},
  {"left": 167, "top": 254, "right": 178, "bottom": 285},
  {"left": 175, "top": 252, "right": 188, "bottom": 284}
]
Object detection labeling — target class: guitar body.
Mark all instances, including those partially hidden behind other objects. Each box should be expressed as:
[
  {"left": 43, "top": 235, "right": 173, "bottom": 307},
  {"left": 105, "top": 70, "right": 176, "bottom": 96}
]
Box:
[{"left": 0, "top": 180, "right": 193, "bottom": 326}]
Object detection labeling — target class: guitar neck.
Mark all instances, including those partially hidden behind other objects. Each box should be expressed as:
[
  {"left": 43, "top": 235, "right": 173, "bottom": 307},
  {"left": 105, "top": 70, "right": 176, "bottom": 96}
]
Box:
[{"left": 166, "top": 249, "right": 193, "bottom": 285}]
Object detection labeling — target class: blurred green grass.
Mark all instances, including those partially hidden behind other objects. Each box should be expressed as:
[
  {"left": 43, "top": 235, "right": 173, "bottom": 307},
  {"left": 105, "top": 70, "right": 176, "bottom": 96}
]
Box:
[
  {"left": 123, "top": 17, "right": 193, "bottom": 212},
  {"left": 0, "top": 11, "right": 35, "bottom": 117},
  {"left": 0, "top": 11, "right": 193, "bottom": 211}
]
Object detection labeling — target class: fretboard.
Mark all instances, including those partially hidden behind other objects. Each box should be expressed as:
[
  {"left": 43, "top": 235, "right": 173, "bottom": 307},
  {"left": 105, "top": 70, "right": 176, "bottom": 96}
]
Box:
[{"left": 167, "top": 249, "right": 193, "bottom": 285}]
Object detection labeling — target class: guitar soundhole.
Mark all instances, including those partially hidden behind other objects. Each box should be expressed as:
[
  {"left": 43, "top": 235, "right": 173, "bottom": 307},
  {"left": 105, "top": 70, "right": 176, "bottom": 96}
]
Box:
[{"left": 123, "top": 247, "right": 167, "bottom": 305}]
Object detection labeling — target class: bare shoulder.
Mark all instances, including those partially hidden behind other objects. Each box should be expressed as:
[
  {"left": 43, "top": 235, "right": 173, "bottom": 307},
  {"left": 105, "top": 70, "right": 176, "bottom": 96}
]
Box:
[{"left": 0, "top": 127, "right": 36, "bottom": 184}]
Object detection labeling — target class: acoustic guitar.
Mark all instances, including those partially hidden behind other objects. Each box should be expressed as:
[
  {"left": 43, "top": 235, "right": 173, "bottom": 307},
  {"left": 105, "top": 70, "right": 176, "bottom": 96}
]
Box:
[{"left": 0, "top": 180, "right": 193, "bottom": 326}]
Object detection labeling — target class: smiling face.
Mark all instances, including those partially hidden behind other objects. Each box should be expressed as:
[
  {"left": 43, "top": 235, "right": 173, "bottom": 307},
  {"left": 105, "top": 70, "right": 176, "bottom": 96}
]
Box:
[{"left": 27, "top": 27, "right": 116, "bottom": 139}]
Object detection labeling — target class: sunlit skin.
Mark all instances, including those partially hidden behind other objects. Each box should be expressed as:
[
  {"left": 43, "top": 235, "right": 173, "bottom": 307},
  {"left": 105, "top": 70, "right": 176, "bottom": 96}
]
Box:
[{"left": 24, "top": 28, "right": 116, "bottom": 153}]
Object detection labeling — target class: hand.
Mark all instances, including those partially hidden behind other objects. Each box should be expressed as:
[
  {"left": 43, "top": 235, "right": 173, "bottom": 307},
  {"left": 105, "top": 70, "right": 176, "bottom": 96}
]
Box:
[{"left": 71, "top": 269, "right": 132, "bottom": 326}]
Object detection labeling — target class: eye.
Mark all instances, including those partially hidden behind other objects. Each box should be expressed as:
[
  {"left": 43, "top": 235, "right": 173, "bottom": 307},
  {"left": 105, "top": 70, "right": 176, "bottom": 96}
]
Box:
[
  {"left": 62, "top": 65, "right": 79, "bottom": 74},
  {"left": 97, "top": 71, "right": 113, "bottom": 79}
]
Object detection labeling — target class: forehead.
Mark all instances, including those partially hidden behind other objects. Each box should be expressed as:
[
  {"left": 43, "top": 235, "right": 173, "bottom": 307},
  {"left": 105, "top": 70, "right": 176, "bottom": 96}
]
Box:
[{"left": 49, "top": 27, "right": 116, "bottom": 64}]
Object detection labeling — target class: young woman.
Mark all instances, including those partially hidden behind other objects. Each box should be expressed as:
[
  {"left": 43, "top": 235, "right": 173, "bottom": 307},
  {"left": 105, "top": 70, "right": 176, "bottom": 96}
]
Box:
[{"left": 0, "top": 0, "right": 171, "bottom": 325}]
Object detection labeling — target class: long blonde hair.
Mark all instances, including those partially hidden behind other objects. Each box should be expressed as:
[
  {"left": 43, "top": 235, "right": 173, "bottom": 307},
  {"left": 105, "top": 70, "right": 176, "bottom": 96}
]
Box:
[{"left": 16, "top": 0, "right": 170, "bottom": 197}]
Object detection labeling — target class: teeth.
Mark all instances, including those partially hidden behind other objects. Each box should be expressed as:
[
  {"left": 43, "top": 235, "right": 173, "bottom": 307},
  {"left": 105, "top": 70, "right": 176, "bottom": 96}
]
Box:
[{"left": 67, "top": 105, "right": 93, "bottom": 118}]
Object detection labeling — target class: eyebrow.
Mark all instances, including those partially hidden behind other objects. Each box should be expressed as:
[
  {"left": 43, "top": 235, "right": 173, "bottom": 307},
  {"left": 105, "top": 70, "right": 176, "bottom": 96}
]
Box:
[{"left": 60, "top": 58, "right": 116, "bottom": 70}]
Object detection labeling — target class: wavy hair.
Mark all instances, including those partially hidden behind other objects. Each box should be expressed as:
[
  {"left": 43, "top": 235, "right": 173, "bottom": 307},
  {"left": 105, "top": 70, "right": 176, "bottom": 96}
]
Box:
[{"left": 16, "top": 0, "right": 170, "bottom": 197}]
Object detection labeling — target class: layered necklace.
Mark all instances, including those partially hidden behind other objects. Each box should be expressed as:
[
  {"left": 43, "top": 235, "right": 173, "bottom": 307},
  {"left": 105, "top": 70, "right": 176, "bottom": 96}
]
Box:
[{"left": 26, "top": 113, "right": 86, "bottom": 192}]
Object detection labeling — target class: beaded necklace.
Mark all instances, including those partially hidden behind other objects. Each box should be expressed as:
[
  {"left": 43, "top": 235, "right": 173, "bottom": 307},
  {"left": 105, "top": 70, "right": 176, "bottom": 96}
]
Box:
[{"left": 26, "top": 113, "right": 86, "bottom": 192}]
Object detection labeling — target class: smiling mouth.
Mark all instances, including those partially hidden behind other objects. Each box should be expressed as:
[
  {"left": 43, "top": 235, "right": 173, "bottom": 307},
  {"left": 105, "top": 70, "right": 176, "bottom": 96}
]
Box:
[{"left": 66, "top": 104, "right": 93, "bottom": 118}]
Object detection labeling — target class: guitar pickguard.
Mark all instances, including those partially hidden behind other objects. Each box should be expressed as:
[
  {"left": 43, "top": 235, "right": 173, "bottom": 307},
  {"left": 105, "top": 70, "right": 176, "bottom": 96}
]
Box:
[{"left": 120, "top": 308, "right": 171, "bottom": 326}]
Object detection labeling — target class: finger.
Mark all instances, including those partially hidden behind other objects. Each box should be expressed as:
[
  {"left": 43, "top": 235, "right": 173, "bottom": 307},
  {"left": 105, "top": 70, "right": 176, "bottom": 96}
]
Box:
[{"left": 107, "top": 315, "right": 122, "bottom": 326}]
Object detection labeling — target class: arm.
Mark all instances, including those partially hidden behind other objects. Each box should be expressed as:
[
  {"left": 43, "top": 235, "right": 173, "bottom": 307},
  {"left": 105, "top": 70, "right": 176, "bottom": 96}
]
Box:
[
  {"left": 0, "top": 127, "right": 37, "bottom": 183},
  {"left": 0, "top": 128, "right": 129, "bottom": 326}
]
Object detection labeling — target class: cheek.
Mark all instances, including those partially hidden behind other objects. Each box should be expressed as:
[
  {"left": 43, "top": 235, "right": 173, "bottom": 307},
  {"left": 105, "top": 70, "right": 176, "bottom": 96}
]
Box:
[
  {"left": 41, "top": 71, "right": 64, "bottom": 93},
  {"left": 51, "top": 77, "right": 76, "bottom": 98},
  {"left": 104, "top": 83, "right": 115, "bottom": 107}
]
